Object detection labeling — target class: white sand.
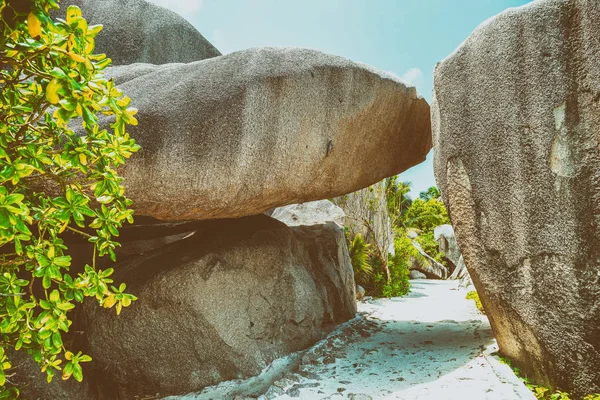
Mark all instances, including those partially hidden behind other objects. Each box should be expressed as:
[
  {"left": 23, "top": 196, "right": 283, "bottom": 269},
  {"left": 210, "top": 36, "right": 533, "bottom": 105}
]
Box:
[
  {"left": 262, "top": 280, "right": 535, "bottom": 400},
  {"left": 173, "top": 280, "right": 535, "bottom": 400}
]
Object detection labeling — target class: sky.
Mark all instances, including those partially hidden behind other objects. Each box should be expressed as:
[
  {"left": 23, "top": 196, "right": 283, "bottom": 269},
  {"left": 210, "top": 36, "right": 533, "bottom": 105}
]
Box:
[{"left": 148, "top": 0, "right": 531, "bottom": 198}]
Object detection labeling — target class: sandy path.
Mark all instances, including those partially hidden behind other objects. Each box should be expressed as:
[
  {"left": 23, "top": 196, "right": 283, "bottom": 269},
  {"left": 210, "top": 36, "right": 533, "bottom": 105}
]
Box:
[
  {"left": 173, "top": 280, "right": 535, "bottom": 400},
  {"left": 261, "top": 280, "right": 535, "bottom": 400}
]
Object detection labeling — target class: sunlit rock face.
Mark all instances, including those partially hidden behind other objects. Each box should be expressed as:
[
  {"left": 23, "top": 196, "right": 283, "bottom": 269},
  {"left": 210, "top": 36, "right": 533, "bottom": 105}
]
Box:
[
  {"left": 433, "top": 0, "right": 600, "bottom": 396},
  {"left": 15, "top": 215, "right": 355, "bottom": 400},
  {"left": 54, "top": 0, "right": 221, "bottom": 65},
  {"left": 104, "top": 47, "right": 432, "bottom": 221}
]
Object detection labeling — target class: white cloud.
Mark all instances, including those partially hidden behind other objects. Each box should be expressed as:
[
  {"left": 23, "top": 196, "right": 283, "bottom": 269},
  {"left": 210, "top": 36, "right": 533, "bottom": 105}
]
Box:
[
  {"left": 400, "top": 67, "right": 423, "bottom": 87},
  {"left": 146, "top": 0, "right": 203, "bottom": 16}
]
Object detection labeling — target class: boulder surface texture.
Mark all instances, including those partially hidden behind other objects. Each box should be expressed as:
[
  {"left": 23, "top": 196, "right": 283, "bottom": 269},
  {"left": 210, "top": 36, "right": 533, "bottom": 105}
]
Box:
[
  {"left": 54, "top": 0, "right": 221, "bottom": 65},
  {"left": 106, "top": 47, "right": 432, "bottom": 221},
  {"left": 80, "top": 215, "right": 356, "bottom": 399},
  {"left": 270, "top": 200, "right": 345, "bottom": 228},
  {"left": 433, "top": 0, "right": 600, "bottom": 395}
]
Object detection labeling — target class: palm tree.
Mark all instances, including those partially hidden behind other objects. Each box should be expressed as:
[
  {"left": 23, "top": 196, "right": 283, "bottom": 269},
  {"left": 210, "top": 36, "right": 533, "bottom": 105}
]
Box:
[{"left": 384, "top": 177, "right": 413, "bottom": 228}]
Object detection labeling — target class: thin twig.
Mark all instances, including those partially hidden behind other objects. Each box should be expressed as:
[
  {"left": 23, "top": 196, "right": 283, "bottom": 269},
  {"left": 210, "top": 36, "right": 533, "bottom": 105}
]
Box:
[{"left": 65, "top": 226, "right": 93, "bottom": 238}]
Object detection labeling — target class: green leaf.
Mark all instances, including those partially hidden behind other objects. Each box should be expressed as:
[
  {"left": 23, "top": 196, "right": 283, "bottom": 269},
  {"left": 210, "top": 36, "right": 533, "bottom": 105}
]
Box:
[
  {"left": 72, "top": 364, "right": 83, "bottom": 382},
  {"left": 49, "top": 67, "right": 68, "bottom": 79},
  {"left": 54, "top": 256, "right": 71, "bottom": 267},
  {"left": 42, "top": 275, "right": 52, "bottom": 290},
  {"left": 4, "top": 193, "right": 24, "bottom": 204},
  {"left": 49, "top": 290, "right": 60, "bottom": 302}
]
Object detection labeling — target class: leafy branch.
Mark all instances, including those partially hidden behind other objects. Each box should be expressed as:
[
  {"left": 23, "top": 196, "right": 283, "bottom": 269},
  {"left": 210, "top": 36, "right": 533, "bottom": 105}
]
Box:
[{"left": 0, "top": 0, "right": 140, "bottom": 395}]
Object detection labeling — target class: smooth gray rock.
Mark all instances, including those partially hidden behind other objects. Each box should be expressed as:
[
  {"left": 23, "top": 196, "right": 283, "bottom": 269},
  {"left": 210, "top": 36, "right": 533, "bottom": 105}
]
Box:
[
  {"left": 434, "top": 224, "right": 473, "bottom": 285},
  {"left": 271, "top": 200, "right": 345, "bottom": 228},
  {"left": 108, "top": 47, "right": 432, "bottom": 221},
  {"left": 409, "top": 270, "right": 427, "bottom": 280},
  {"left": 434, "top": 224, "right": 461, "bottom": 270},
  {"left": 82, "top": 215, "right": 356, "bottom": 399},
  {"left": 54, "top": 0, "right": 220, "bottom": 65},
  {"left": 433, "top": 0, "right": 600, "bottom": 395},
  {"left": 356, "top": 285, "right": 366, "bottom": 300}
]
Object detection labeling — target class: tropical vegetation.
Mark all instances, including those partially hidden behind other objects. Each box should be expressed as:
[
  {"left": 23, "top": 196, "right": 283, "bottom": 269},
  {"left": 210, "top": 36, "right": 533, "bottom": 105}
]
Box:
[
  {"left": 347, "top": 177, "right": 450, "bottom": 298},
  {"left": 0, "top": 0, "right": 139, "bottom": 396}
]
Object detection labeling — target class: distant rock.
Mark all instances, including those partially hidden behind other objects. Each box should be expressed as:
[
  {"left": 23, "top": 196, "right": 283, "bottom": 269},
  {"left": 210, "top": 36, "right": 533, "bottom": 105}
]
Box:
[
  {"left": 55, "top": 0, "right": 220, "bottom": 65},
  {"left": 409, "top": 270, "right": 427, "bottom": 280},
  {"left": 434, "top": 224, "right": 461, "bottom": 269},
  {"left": 80, "top": 215, "right": 356, "bottom": 398},
  {"left": 356, "top": 285, "right": 366, "bottom": 300},
  {"left": 433, "top": 0, "right": 600, "bottom": 395},
  {"left": 333, "top": 180, "right": 396, "bottom": 257},
  {"left": 106, "top": 47, "right": 431, "bottom": 220},
  {"left": 410, "top": 240, "right": 448, "bottom": 279},
  {"left": 271, "top": 200, "right": 345, "bottom": 228},
  {"left": 434, "top": 224, "right": 473, "bottom": 286}
]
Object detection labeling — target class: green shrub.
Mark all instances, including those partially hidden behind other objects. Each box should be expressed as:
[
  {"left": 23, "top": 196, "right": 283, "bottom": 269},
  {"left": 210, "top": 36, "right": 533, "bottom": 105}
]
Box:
[
  {"left": 346, "top": 231, "right": 411, "bottom": 298},
  {"left": 0, "top": 0, "right": 139, "bottom": 394},
  {"left": 381, "top": 251, "right": 410, "bottom": 297},
  {"left": 402, "top": 197, "right": 450, "bottom": 232},
  {"left": 415, "top": 230, "right": 446, "bottom": 265},
  {"left": 466, "top": 290, "right": 484, "bottom": 313}
]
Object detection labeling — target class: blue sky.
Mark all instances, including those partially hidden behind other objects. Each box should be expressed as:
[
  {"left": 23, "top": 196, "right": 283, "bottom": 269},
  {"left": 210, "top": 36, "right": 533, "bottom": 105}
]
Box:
[{"left": 148, "top": 0, "right": 531, "bottom": 198}]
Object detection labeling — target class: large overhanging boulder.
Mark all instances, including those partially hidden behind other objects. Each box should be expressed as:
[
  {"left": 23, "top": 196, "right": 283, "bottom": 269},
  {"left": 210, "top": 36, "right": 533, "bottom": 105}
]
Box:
[
  {"left": 432, "top": 0, "right": 600, "bottom": 396},
  {"left": 54, "top": 0, "right": 221, "bottom": 65},
  {"left": 106, "top": 47, "right": 431, "bottom": 221}
]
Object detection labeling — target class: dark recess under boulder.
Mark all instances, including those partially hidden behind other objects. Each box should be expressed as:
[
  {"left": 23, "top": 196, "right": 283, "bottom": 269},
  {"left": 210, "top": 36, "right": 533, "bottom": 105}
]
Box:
[{"left": 16, "top": 215, "right": 356, "bottom": 399}]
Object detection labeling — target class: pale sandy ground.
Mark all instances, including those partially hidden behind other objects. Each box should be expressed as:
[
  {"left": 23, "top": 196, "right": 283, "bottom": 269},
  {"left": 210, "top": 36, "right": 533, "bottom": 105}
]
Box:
[{"left": 172, "top": 280, "right": 535, "bottom": 400}]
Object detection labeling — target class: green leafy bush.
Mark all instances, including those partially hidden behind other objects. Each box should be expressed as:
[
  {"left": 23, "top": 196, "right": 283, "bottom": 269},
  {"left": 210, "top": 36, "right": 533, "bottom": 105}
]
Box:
[
  {"left": 414, "top": 230, "right": 445, "bottom": 265},
  {"left": 381, "top": 250, "right": 410, "bottom": 297},
  {"left": 0, "top": 0, "right": 139, "bottom": 394},
  {"left": 358, "top": 231, "right": 413, "bottom": 298},
  {"left": 347, "top": 230, "right": 412, "bottom": 298},
  {"left": 466, "top": 290, "right": 484, "bottom": 313},
  {"left": 402, "top": 197, "right": 449, "bottom": 232}
]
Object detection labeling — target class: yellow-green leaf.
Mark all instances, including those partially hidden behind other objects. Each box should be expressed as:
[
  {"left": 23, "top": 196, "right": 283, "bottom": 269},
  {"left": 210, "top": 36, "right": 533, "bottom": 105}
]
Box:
[
  {"left": 66, "top": 6, "right": 82, "bottom": 24},
  {"left": 46, "top": 79, "right": 61, "bottom": 104},
  {"left": 27, "top": 12, "right": 42, "bottom": 38},
  {"left": 68, "top": 52, "right": 86, "bottom": 63}
]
